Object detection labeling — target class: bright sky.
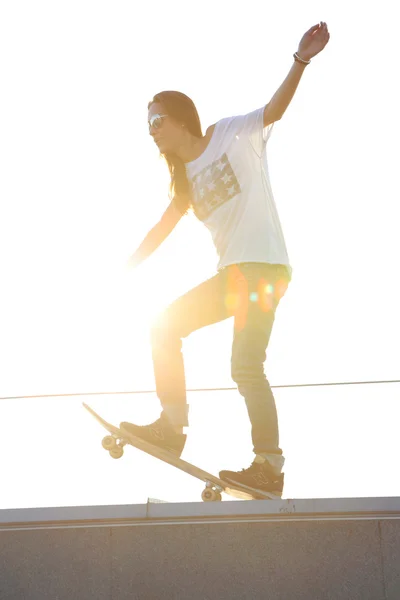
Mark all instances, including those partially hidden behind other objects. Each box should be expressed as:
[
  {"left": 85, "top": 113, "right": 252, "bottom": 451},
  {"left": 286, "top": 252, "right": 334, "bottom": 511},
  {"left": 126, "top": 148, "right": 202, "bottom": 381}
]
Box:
[{"left": 1, "top": 1, "right": 399, "bottom": 509}]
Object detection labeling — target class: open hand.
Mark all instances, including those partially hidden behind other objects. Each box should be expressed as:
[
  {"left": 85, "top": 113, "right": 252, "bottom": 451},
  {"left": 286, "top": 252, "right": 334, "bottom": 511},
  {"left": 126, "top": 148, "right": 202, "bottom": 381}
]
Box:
[{"left": 298, "top": 21, "right": 330, "bottom": 61}]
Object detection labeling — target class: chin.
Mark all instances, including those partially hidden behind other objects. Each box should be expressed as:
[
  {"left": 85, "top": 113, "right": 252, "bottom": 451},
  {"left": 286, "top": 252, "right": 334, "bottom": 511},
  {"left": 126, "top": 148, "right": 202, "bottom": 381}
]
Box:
[{"left": 158, "top": 141, "right": 170, "bottom": 152}]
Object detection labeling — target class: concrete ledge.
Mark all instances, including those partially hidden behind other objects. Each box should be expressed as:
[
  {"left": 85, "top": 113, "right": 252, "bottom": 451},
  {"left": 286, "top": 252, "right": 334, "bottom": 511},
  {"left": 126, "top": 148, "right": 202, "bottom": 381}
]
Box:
[
  {"left": 1, "top": 500, "right": 400, "bottom": 599},
  {"left": 0, "top": 503, "right": 147, "bottom": 529},
  {"left": 146, "top": 496, "right": 400, "bottom": 521},
  {"left": 1, "top": 497, "right": 399, "bottom": 530}
]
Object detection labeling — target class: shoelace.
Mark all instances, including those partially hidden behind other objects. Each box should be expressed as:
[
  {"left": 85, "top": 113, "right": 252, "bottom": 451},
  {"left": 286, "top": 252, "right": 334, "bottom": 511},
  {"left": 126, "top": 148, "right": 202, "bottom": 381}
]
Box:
[
  {"left": 241, "top": 462, "right": 281, "bottom": 481},
  {"left": 240, "top": 462, "right": 259, "bottom": 473}
]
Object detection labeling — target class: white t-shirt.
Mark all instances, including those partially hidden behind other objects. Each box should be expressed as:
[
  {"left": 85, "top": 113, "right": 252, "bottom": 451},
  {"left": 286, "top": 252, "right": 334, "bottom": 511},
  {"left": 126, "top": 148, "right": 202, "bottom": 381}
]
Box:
[{"left": 185, "top": 105, "right": 292, "bottom": 277}]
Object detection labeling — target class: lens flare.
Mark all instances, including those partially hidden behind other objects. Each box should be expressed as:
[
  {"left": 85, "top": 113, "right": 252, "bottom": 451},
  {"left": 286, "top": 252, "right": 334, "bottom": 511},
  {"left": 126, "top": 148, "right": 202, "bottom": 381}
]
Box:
[
  {"left": 258, "top": 278, "right": 273, "bottom": 312},
  {"left": 224, "top": 292, "right": 240, "bottom": 311},
  {"left": 266, "top": 283, "right": 274, "bottom": 294}
]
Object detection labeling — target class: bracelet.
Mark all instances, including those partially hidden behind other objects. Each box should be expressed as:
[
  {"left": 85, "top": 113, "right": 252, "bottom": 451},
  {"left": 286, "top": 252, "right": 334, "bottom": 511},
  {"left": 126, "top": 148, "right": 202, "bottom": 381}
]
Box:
[{"left": 293, "top": 52, "right": 311, "bottom": 65}]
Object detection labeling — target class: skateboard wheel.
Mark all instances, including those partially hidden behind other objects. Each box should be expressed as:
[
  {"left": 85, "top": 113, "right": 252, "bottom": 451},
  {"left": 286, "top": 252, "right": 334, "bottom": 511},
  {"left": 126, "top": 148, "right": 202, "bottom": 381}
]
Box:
[
  {"left": 201, "top": 488, "right": 222, "bottom": 502},
  {"left": 102, "top": 435, "right": 116, "bottom": 451},
  {"left": 109, "top": 447, "right": 124, "bottom": 459}
]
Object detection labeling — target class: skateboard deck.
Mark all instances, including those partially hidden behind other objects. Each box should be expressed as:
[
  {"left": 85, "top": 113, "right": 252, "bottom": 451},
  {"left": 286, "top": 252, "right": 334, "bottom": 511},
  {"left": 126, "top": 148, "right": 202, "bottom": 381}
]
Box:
[{"left": 83, "top": 402, "right": 276, "bottom": 502}]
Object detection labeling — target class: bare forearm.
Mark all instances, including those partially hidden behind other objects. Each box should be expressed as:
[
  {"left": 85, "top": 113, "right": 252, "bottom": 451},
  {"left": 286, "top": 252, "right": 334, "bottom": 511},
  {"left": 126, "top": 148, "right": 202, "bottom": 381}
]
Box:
[
  {"left": 268, "top": 60, "right": 308, "bottom": 121},
  {"left": 127, "top": 202, "right": 183, "bottom": 269},
  {"left": 129, "top": 226, "right": 165, "bottom": 267}
]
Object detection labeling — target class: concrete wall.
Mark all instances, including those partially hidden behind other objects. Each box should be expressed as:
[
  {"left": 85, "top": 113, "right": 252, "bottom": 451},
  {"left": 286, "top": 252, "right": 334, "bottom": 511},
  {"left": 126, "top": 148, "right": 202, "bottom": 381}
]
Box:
[{"left": 1, "top": 498, "right": 399, "bottom": 600}]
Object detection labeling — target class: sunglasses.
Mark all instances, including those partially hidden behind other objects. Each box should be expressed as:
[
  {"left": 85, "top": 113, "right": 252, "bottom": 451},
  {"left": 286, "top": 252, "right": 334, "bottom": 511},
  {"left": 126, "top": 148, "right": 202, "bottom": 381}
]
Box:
[{"left": 148, "top": 113, "right": 168, "bottom": 131}]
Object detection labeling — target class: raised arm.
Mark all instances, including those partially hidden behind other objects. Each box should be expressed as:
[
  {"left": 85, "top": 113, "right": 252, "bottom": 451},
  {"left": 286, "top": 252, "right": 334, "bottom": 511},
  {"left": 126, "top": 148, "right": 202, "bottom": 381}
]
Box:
[{"left": 263, "top": 21, "right": 330, "bottom": 126}]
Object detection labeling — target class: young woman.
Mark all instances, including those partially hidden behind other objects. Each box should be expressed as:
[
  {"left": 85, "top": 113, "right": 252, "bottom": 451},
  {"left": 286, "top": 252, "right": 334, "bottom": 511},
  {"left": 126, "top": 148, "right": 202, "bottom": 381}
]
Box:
[{"left": 121, "top": 22, "right": 330, "bottom": 498}]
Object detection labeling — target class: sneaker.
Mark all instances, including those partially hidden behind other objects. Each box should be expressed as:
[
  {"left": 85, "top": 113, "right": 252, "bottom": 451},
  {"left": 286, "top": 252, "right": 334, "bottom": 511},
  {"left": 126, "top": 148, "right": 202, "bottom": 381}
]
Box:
[
  {"left": 219, "top": 459, "right": 284, "bottom": 499},
  {"left": 120, "top": 414, "right": 187, "bottom": 458}
]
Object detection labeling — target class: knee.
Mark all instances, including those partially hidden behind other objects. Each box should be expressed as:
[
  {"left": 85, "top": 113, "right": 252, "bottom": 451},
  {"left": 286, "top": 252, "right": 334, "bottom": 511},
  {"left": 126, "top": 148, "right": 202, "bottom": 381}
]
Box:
[
  {"left": 150, "top": 312, "right": 181, "bottom": 351},
  {"left": 231, "top": 361, "right": 245, "bottom": 386},
  {"left": 231, "top": 359, "right": 266, "bottom": 387},
  {"left": 150, "top": 313, "right": 167, "bottom": 348}
]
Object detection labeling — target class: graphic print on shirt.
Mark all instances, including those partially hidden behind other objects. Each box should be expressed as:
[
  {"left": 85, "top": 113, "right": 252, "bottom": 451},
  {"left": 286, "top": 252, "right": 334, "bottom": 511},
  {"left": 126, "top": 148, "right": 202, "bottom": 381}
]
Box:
[{"left": 191, "top": 153, "right": 241, "bottom": 221}]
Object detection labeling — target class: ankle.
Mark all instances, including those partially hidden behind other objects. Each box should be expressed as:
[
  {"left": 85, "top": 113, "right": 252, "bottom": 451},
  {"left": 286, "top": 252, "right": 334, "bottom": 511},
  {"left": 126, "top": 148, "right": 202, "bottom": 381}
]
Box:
[
  {"left": 161, "top": 406, "right": 189, "bottom": 430},
  {"left": 164, "top": 417, "right": 183, "bottom": 435},
  {"left": 255, "top": 453, "right": 285, "bottom": 475},
  {"left": 172, "top": 426, "right": 184, "bottom": 435}
]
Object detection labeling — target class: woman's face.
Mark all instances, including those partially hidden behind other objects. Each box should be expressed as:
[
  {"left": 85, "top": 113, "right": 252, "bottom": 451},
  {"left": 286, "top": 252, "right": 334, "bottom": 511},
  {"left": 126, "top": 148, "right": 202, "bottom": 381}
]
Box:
[{"left": 148, "top": 102, "right": 183, "bottom": 154}]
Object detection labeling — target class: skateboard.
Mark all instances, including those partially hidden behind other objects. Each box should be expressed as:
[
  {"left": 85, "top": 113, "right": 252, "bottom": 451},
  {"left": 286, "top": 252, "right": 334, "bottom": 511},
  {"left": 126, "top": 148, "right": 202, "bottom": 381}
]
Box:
[{"left": 83, "top": 402, "right": 275, "bottom": 502}]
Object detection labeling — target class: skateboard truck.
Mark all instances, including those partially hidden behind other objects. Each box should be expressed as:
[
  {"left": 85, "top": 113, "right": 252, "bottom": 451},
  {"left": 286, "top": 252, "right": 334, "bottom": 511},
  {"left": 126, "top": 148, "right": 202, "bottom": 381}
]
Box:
[
  {"left": 101, "top": 434, "right": 126, "bottom": 460},
  {"left": 202, "top": 481, "right": 224, "bottom": 502}
]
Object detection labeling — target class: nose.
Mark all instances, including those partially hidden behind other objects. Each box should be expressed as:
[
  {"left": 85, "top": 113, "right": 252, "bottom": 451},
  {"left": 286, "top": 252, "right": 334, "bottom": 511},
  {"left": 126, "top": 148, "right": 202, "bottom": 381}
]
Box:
[
  {"left": 150, "top": 127, "right": 162, "bottom": 142},
  {"left": 150, "top": 128, "right": 162, "bottom": 142},
  {"left": 148, "top": 120, "right": 155, "bottom": 135}
]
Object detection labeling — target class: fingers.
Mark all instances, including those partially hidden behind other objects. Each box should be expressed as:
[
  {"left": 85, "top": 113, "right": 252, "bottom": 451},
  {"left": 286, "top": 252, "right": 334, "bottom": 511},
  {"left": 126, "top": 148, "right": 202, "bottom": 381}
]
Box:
[
  {"left": 312, "top": 21, "right": 330, "bottom": 39},
  {"left": 310, "top": 21, "right": 328, "bottom": 33},
  {"left": 320, "top": 22, "right": 330, "bottom": 42}
]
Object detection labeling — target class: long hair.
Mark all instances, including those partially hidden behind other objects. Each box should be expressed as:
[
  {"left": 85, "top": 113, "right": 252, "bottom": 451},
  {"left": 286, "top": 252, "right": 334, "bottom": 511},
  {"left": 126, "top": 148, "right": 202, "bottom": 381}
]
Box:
[{"left": 148, "top": 91, "right": 202, "bottom": 215}]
